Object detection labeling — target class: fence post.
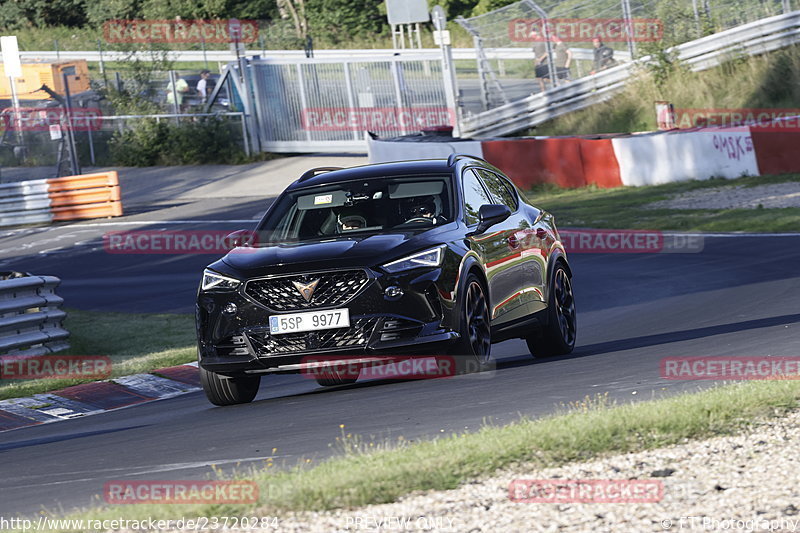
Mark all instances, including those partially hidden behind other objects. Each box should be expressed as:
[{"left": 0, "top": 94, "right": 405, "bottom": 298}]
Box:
[
  {"left": 295, "top": 63, "right": 313, "bottom": 142},
  {"left": 168, "top": 70, "right": 180, "bottom": 117},
  {"left": 343, "top": 62, "right": 360, "bottom": 141},
  {"left": 61, "top": 72, "right": 81, "bottom": 176},
  {"left": 432, "top": 6, "right": 461, "bottom": 137},
  {"left": 239, "top": 57, "right": 261, "bottom": 154},
  {"left": 620, "top": 0, "right": 637, "bottom": 59},
  {"left": 97, "top": 39, "right": 108, "bottom": 87}
]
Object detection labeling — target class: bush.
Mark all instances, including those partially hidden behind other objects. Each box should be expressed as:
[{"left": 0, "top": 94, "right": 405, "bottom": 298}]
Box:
[{"left": 109, "top": 116, "right": 247, "bottom": 166}]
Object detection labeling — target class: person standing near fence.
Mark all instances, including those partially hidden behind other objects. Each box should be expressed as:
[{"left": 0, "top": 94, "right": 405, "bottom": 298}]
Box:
[
  {"left": 166, "top": 76, "right": 190, "bottom": 112},
  {"left": 590, "top": 38, "right": 617, "bottom": 74},
  {"left": 531, "top": 28, "right": 549, "bottom": 93},
  {"left": 196, "top": 70, "right": 211, "bottom": 105}
]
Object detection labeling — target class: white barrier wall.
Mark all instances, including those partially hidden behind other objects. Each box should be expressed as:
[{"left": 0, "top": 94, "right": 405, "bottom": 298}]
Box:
[
  {"left": 612, "top": 128, "right": 760, "bottom": 186},
  {"left": 367, "top": 138, "right": 484, "bottom": 164}
]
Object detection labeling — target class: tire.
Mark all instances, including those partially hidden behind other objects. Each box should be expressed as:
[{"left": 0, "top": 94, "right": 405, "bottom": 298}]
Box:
[
  {"left": 314, "top": 371, "right": 358, "bottom": 387},
  {"left": 200, "top": 366, "right": 261, "bottom": 406},
  {"left": 527, "top": 263, "right": 576, "bottom": 357},
  {"left": 445, "top": 273, "right": 492, "bottom": 374}
]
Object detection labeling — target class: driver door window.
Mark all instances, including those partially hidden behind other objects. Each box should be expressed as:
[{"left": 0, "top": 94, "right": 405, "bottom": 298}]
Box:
[{"left": 462, "top": 169, "right": 494, "bottom": 226}]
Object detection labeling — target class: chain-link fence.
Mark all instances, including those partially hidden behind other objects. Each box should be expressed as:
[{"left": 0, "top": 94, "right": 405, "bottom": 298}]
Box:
[
  {"left": 0, "top": 110, "right": 247, "bottom": 175},
  {"left": 454, "top": 0, "right": 796, "bottom": 113},
  {"left": 251, "top": 55, "right": 454, "bottom": 152},
  {"left": 0, "top": 63, "right": 248, "bottom": 177}
]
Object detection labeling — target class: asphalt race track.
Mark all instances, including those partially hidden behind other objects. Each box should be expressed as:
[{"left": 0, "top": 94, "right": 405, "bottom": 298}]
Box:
[{"left": 1, "top": 163, "right": 799, "bottom": 517}]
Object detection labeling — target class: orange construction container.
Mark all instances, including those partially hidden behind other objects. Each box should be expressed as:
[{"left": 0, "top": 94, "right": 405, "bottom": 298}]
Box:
[{"left": 0, "top": 60, "right": 91, "bottom": 100}]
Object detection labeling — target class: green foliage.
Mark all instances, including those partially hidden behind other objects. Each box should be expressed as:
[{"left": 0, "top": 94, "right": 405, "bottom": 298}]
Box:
[
  {"left": 305, "top": 0, "right": 385, "bottom": 44},
  {"left": 84, "top": 0, "right": 143, "bottom": 25},
  {"left": 109, "top": 116, "right": 246, "bottom": 165},
  {"left": 470, "top": 0, "right": 518, "bottom": 16},
  {"left": 0, "top": 0, "right": 87, "bottom": 29}
]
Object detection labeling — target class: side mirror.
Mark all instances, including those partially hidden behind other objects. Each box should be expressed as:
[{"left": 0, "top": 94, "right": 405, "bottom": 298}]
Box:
[
  {"left": 475, "top": 204, "right": 511, "bottom": 234},
  {"left": 225, "top": 230, "right": 257, "bottom": 248}
]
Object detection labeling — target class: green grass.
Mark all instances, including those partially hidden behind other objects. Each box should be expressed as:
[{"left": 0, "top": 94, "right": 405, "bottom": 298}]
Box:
[
  {"left": 531, "top": 44, "right": 800, "bottom": 136},
  {"left": 56, "top": 379, "right": 800, "bottom": 523},
  {"left": 0, "top": 309, "right": 195, "bottom": 400},
  {"left": 525, "top": 172, "right": 800, "bottom": 232}
]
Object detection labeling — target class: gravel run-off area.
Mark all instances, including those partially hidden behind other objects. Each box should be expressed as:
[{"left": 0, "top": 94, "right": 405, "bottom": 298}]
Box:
[
  {"left": 646, "top": 182, "right": 800, "bottom": 210},
  {"left": 269, "top": 409, "right": 800, "bottom": 532}
]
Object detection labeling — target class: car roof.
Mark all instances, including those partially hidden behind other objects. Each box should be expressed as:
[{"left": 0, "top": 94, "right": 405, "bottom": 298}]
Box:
[{"left": 286, "top": 159, "right": 460, "bottom": 191}]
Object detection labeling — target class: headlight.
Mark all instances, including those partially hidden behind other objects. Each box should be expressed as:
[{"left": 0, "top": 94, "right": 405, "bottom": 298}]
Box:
[
  {"left": 382, "top": 246, "right": 445, "bottom": 273},
  {"left": 201, "top": 270, "right": 241, "bottom": 291}
]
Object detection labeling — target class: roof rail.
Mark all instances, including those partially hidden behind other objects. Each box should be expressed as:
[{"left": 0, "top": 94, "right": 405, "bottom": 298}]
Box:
[
  {"left": 447, "top": 153, "right": 484, "bottom": 167},
  {"left": 298, "top": 167, "right": 344, "bottom": 183}
]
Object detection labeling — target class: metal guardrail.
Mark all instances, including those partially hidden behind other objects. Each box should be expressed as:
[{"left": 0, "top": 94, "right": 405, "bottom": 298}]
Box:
[
  {"left": 0, "top": 273, "right": 69, "bottom": 356},
  {"left": 0, "top": 179, "right": 54, "bottom": 227},
  {"left": 18, "top": 47, "right": 623, "bottom": 63},
  {"left": 0, "top": 172, "right": 122, "bottom": 228},
  {"left": 462, "top": 11, "right": 800, "bottom": 137}
]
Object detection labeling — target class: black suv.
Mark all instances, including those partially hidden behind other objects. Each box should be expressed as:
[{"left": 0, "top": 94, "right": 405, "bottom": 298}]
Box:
[{"left": 196, "top": 155, "right": 576, "bottom": 405}]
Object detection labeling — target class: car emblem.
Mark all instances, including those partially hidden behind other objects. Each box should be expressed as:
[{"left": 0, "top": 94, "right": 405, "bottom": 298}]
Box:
[{"left": 292, "top": 279, "right": 320, "bottom": 302}]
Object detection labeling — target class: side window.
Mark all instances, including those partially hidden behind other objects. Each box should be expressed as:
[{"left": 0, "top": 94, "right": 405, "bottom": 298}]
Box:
[
  {"left": 462, "top": 169, "right": 494, "bottom": 226},
  {"left": 478, "top": 169, "right": 518, "bottom": 210}
]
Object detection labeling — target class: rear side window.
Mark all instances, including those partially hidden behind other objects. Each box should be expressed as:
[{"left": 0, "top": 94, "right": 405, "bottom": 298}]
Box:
[
  {"left": 477, "top": 169, "right": 518, "bottom": 210},
  {"left": 462, "top": 169, "right": 494, "bottom": 226}
]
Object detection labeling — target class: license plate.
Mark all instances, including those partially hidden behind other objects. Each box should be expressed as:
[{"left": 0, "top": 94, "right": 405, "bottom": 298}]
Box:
[{"left": 269, "top": 309, "right": 350, "bottom": 335}]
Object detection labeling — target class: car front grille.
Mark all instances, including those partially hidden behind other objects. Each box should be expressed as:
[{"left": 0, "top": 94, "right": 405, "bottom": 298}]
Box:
[
  {"left": 245, "top": 318, "right": 378, "bottom": 356},
  {"left": 244, "top": 270, "right": 370, "bottom": 311}
]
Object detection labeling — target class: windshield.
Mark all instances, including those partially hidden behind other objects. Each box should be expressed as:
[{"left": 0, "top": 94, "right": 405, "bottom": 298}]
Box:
[{"left": 259, "top": 176, "right": 454, "bottom": 242}]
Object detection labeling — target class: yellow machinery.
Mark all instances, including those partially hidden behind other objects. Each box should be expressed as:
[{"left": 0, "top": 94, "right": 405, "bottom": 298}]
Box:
[{"left": 0, "top": 60, "right": 90, "bottom": 100}]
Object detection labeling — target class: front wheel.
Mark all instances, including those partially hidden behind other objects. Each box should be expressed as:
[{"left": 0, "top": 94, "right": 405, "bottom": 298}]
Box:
[
  {"left": 446, "top": 274, "right": 492, "bottom": 374},
  {"left": 527, "top": 264, "right": 576, "bottom": 357},
  {"left": 200, "top": 366, "right": 261, "bottom": 406}
]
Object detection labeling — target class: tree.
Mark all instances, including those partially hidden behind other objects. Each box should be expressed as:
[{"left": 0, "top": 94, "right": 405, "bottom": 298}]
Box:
[{"left": 276, "top": 0, "right": 308, "bottom": 38}]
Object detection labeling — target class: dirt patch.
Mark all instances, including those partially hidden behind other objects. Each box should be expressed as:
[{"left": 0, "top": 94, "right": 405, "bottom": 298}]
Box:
[{"left": 647, "top": 182, "right": 800, "bottom": 210}]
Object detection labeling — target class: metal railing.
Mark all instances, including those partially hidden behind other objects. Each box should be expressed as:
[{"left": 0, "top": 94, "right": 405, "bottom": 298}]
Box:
[
  {"left": 0, "top": 273, "right": 69, "bottom": 356},
  {"left": 461, "top": 11, "right": 800, "bottom": 137}
]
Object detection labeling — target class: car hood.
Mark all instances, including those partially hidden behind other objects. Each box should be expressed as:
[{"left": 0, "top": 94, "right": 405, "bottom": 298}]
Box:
[{"left": 219, "top": 229, "right": 451, "bottom": 277}]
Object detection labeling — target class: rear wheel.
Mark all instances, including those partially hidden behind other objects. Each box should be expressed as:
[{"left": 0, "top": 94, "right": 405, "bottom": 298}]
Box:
[
  {"left": 444, "top": 274, "right": 492, "bottom": 374},
  {"left": 200, "top": 366, "right": 261, "bottom": 406},
  {"left": 527, "top": 264, "right": 576, "bottom": 357}
]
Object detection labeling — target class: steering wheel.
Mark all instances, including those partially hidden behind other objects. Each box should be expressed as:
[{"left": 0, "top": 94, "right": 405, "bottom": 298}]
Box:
[{"left": 404, "top": 216, "right": 434, "bottom": 225}]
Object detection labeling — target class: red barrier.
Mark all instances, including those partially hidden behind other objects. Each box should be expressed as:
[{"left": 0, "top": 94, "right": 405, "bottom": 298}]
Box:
[
  {"left": 579, "top": 138, "right": 622, "bottom": 188},
  {"left": 482, "top": 139, "right": 586, "bottom": 188},
  {"left": 749, "top": 128, "right": 800, "bottom": 175},
  {"left": 481, "top": 138, "right": 622, "bottom": 188}
]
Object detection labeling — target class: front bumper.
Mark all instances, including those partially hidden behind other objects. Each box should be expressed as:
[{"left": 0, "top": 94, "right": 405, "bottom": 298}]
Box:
[{"left": 196, "top": 266, "right": 459, "bottom": 376}]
